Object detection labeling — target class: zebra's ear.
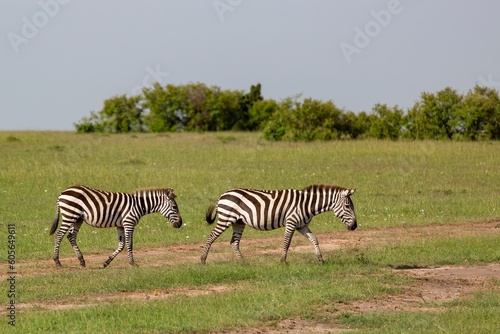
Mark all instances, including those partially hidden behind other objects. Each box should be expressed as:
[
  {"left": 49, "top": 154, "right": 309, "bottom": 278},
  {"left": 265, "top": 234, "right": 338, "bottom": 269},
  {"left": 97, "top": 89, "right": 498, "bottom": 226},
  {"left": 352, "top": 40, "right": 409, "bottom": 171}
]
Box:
[
  {"left": 166, "top": 188, "right": 176, "bottom": 199},
  {"left": 343, "top": 188, "right": 356, "bottom": 197}
]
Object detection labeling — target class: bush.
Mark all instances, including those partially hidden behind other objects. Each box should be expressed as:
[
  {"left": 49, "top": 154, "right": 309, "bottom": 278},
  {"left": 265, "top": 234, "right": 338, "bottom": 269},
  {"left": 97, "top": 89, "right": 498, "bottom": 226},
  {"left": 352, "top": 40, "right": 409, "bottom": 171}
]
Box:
[
  {"left": 457, "top": 85, "right": 500, "bottom": 140},
  {"left": 369, "top": 104, "right": 404, "bottom": 140},
  {"left": 262, "top": 97, "right": 343, "bottom": 141},
  {"left": 74, "top": 83, "right": 500, "bottom": 141}
]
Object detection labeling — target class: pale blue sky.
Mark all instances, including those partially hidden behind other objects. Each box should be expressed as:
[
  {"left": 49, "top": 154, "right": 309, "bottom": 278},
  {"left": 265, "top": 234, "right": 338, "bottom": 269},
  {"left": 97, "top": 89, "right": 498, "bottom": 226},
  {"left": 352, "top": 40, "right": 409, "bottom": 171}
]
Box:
[{"left": 2, "top": 1, "right": 499, "bottom": 130}]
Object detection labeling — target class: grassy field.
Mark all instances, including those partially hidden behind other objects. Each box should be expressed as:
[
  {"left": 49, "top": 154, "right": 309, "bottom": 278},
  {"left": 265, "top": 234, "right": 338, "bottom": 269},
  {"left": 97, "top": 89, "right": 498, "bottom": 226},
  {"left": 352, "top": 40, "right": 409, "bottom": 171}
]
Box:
[{"left": 0, "top": 132, "right": 499, "bottom": 333}]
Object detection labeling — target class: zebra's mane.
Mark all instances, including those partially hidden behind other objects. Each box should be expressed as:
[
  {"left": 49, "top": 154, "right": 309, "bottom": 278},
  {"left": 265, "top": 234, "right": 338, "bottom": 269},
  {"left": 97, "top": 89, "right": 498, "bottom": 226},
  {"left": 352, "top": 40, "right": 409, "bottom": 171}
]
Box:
[
  {"left": 133, "top": 188, "right": 176, "bottom": 198},
  {"left": 302, "top": 184, "right": 346, "bottom": 193}
]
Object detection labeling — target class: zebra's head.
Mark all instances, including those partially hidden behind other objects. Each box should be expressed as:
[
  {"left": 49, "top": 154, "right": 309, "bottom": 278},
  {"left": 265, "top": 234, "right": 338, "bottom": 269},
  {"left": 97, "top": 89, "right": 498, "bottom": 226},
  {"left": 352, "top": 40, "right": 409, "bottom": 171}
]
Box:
[
  {"left": 334, "top": 188, "right": 357, "bottom": 231},
  {"left": 159, "top": 188, "right": 183, "bottom": 228}
]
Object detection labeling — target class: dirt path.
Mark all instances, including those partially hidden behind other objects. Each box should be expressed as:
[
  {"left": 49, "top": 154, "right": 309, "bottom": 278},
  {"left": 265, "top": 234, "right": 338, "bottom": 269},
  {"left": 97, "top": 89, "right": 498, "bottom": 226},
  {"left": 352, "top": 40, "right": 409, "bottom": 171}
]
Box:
[
  {"left": 18, "top": 220, "right": 499, "bottom": 276},
  {"left": 14, "top": 220, "right": 500, "bottom": 332},
  {"left": 230, "top": 263, "right": 500, "bottom": 334}
]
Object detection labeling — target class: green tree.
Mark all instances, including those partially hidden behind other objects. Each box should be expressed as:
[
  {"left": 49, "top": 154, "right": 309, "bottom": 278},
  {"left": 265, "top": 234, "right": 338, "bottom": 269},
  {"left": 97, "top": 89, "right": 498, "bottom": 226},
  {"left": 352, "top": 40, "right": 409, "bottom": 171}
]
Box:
[
  {"left": 143, "top": 83, "right": 186, "bottom": 132},
  {"left": 457, "top": 85, "right": 500, "bottom": 140},
  {"left": 101, "top": 95, "right": 144, "bottom": 133},
  {"left": 292, "top": 98, "right": 342, "bottom": 141},
  {"left": 74, "top": 95, "right": 144, "bottom": 133},
  {"left": 369, "top": 104, "right": 404, "bottom": 140},
  {"left": 337, "top": 111, "right": 373, "bottom": 139},
  {"left": 74, "top": 111, "right": 101, "bottom": 133},
  {"left": 263, "top": 97, "right": 343, "bottom": 141},
  {"left": 406, "top": 87, "right": 462, "bottom": 139},
  {"left": 237, "top": 83, "right": 264, "bottom": 130},
  {"left": 182, "top": 82, "right": 215, "bottom": 131},
  {"left": 74, "top": 81, "right": 500, "bottom": 141},
  {"left": 248, "top": 99, "right": 278, "bottom": 130},
  {"left": 263, "top": 97, "right": 295, "bottom": 141},
  {"left": 209, "top": 88, "right": 244, "bottom": 131},
  {"left": 75, "top": 94, "right": 144, "bottom": 133},
  {"left": 140, "top": 82, "right": 262, "bottom": 132}
]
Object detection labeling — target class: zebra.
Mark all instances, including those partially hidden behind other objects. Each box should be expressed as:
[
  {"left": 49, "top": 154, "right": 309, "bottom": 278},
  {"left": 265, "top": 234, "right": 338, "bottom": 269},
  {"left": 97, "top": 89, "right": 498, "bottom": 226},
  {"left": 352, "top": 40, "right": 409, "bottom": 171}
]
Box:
[
  {"left": 49, "top": 185, "right": 182, "bottom": 268},
  {"left": 201, "top": 184, "right": 357, "bottom": 264}
]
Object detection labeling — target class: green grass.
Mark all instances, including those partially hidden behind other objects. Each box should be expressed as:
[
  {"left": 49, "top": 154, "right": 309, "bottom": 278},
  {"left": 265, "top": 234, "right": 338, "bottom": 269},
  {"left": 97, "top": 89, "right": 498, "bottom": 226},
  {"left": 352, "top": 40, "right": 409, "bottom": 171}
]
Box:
[
  {"left": 1, "top": 132, "right": 498, "bottom": 260},
  {"left": 336, "top": 289, "right": 500, "bottom": 334},
  {"left": 1, "top": 132, "right": 499, "bottom": 333},
  {"left": 359, "top": 234, "right": 500, "bottom": 267},
  {"left": 17, "top": 234, "right": 499, "bottom": 304},
  {"left": 11, "top": 234, "right": 500, "bottom": 333}
]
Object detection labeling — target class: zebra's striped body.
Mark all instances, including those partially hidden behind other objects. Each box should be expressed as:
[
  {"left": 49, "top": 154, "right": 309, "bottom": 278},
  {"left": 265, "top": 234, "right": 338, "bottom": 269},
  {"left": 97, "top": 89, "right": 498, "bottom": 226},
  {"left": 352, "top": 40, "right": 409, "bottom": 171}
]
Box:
[
  {"left": 201, "top": 184, "right": 356, "bottom": 264},
  {"left": 50, "top": 185, "right": 182, "bottom": 268}
]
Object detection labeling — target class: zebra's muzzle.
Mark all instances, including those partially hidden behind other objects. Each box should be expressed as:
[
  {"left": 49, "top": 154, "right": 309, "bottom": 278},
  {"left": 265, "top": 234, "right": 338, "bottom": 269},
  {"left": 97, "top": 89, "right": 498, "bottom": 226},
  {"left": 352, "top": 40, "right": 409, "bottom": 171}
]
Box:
[
  {"left": 347, "top": 220, "right": 357, "bottom": 231},
  {"left": 172, "top": 217, "right": 183, "bottom": 228}
]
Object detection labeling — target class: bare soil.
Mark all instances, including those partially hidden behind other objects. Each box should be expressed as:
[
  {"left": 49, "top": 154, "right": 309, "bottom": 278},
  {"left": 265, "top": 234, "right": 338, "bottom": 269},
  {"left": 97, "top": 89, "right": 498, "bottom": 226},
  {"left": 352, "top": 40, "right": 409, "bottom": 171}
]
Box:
[{"left": 14, "top": 220, "right": 500, "bottom": 333}]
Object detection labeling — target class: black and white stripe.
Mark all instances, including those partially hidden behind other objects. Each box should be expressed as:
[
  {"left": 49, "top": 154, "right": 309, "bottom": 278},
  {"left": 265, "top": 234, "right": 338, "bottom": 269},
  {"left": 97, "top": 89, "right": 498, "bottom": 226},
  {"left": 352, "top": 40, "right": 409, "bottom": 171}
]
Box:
[
  {"left": 201, "top": 184, "right": 357, "bottom": 264},
  {"left": 49, "top": 185, "right": 182, "bottom": 268}
]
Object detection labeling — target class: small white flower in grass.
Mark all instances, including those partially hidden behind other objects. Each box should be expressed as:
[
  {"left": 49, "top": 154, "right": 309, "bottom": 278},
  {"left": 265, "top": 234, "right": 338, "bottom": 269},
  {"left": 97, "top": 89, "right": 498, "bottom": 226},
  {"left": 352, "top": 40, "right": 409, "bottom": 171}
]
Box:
[{"left": 186, "top": 236, "right": 190, "bottom": 239}]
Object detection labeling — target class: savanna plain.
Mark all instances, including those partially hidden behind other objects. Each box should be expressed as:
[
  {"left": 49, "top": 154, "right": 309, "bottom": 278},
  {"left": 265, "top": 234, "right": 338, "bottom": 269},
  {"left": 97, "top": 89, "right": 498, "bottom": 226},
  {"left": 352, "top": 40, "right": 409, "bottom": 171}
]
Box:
[{"left": 0, "top": 132, "right": 499, "bottom": 333}]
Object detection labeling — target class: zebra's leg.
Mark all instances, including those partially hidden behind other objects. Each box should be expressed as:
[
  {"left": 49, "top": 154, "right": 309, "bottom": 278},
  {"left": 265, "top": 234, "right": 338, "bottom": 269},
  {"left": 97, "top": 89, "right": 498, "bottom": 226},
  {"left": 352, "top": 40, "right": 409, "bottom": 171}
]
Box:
[
  {"left": 297, "top": 226, "right": 324, "bottom": 264},
  {"left": 103, "top": 227, "right": 125, "bottom": 268},
  {"left": 280, "top": 223, "right": 297, "bottom": 264},
  {"left": 124, "top": 226, "right": 139, "bottom": 267},
  {"left": 201, "top": 223, "right": 231, "bottom": 264},
  {"left": 52, "top": 221, "right": 72, "bottom": 267},
  {"left": 230, "top": 222, "right": 246, "bottom": 261},
  {"left": 66, "top": 221, "right": 86, "bottom": 267}
]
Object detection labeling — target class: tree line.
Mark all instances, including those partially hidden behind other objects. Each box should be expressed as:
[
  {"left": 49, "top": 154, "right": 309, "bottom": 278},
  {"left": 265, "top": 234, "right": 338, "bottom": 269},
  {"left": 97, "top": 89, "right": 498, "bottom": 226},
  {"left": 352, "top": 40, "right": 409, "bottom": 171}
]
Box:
[{"left": 75, "top": 83, "right": 500, "bottom": 141}]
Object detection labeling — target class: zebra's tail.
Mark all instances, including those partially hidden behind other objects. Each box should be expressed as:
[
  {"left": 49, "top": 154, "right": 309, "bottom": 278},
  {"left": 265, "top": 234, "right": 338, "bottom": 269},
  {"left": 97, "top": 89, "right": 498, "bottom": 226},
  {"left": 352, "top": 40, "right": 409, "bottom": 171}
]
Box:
[
  {"left": 49, "top": 205, "right": 60, "bottom": 235},
  {"left": 205, "top": 204, "right": 217, "bottom": 225}
]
